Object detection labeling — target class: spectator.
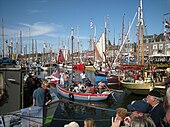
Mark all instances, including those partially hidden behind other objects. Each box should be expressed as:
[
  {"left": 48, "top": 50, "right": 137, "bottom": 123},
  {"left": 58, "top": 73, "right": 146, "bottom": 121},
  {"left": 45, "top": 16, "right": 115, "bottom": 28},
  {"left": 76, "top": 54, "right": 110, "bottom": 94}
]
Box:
[
  {"left": 43, "top": 82, "right": 52, "bottom": 106},
  {"left": 123, "top": 100, "right": 156, "bottom": 127},
  {"left": 146, "top": 89, "right": 166, "bottom": 127},
  {"left": 84, "top": 118, "right": 96, "bottom": 127},
  {"left": 111, "top": 107, "right": 128, "bottom": 127},
  {"left": 32, "top": 83, "right": 45, "bottom": 107},
  {"left": 64, "top": 121, "right": 79, "bottom": 127}
]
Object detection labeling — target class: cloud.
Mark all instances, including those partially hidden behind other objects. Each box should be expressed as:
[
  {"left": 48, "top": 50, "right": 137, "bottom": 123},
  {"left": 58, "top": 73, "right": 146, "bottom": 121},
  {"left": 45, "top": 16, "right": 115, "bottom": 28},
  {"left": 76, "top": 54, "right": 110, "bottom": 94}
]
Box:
[
  {"left": 27, "top": 9, "right": 44, "bottom": 14},
  {"left": 1, "top": 22, "right": 63, "bottom": 38},
  {"left": 20, "top": 22, "right": 62, "bottom": 37}
]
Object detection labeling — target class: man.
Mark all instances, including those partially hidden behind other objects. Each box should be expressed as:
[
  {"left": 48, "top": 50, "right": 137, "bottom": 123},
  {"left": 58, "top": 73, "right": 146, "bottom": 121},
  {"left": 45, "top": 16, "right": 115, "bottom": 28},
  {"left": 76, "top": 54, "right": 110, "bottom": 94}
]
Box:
[
  {"left": 146, "top": 89, "right": 166, "bottom": 127},
  {"left": 124, "top": 100, "right": 155, "bottom": 127},
  {"left": 32, "top": 83, "right": 45, "bottom": 107},
  {"left": 80, "top": 71, "right": 86, "bottom": 83}
]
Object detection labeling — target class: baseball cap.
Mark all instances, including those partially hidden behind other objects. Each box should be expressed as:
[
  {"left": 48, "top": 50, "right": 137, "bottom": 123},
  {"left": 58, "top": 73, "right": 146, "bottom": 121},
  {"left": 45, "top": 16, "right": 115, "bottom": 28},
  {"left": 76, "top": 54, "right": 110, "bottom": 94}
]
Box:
[
  {"left": 127, "top": 100, "right": 150, "bottom": 113},
  {"left": 64, "top": 121, "right": 79, "bottom": 127}
]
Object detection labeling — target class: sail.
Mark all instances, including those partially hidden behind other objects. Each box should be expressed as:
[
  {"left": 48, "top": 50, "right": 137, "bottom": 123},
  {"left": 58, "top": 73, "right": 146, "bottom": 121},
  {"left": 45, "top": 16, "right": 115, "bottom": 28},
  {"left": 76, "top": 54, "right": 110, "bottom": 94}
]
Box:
[
  {"left": 94, "top": 32, "right": 106, "bottom": 62},
  {"left": 57, "top": 49, "right": 65, "bottom": 64}
]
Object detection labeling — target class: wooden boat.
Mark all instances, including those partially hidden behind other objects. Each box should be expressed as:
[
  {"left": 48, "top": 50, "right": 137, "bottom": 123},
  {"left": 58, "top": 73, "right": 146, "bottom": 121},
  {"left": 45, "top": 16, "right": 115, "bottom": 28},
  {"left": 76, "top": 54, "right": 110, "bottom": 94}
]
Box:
[
  {"left": 120, "top": 79, "right": 166, "bottom": 95},
  {"left": 85, "top": 65, "right": 96, "bottom": 71},
  {"left": 51, "top": 84, "right": 112, "bottom": 101},
  {"left": 94, "top": 71, "right": 121, "bottom": 85}
]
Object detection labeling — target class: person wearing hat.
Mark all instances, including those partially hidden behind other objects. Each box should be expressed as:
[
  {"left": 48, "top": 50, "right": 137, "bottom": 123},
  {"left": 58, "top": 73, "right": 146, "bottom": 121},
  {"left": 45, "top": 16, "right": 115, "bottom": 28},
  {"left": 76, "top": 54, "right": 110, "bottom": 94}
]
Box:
[
  {"left": 64, "top": 121, "right": 80, "bottom": 127},
  {"left": 122, "top": 100, "right": 156, "bottom": 127},
  {"left": 146, "top": 89, "right": 166, "bottom": 127}
]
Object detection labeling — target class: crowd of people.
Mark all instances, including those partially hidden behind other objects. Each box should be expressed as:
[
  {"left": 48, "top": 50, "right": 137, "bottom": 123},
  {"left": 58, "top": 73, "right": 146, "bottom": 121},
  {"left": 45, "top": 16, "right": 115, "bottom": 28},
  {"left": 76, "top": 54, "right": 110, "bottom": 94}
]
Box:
[{"left": 24, "top": 72, "right": 52, "bottom": 107}]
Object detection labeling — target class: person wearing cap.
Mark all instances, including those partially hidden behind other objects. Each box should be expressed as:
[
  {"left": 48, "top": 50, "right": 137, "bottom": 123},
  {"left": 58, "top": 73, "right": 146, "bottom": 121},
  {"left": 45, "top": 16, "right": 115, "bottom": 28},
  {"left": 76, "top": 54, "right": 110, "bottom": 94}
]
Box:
[
  {"left": 123, "top": 100, "right": 156, "bottom": 127},
  {"left": 146, "top": 89, "right": 166, "bottom": 127},
  {"left": 64, "top": 121, "right": 80, "bottom": 127}
]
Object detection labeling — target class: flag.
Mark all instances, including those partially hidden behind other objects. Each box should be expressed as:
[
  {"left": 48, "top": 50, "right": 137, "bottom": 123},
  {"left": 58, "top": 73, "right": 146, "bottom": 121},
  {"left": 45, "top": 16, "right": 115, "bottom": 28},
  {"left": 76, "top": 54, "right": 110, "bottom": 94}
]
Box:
[
  {"left": 90, "top": 19, "right": 93, "bottom": 29},
  {"left": 44, "top": 43, "right": 47, "bottom": 48},
  {"left": 165, "top": 20, "right": 170, "bottom": 29}
]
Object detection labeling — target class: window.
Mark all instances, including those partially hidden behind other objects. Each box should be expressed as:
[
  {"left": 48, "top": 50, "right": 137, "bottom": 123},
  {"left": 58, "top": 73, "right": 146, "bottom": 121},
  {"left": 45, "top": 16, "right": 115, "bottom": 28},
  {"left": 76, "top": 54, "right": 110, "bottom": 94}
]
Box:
[{"left": 153, "top": 44, "right": 157, "bottom": 49}]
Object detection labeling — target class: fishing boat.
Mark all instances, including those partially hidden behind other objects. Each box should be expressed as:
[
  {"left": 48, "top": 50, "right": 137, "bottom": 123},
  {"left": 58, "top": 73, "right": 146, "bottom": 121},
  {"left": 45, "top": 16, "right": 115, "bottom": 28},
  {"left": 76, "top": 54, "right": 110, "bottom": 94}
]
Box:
[{"left": 51, "top": 84, "right": 113, "bottom": 101}]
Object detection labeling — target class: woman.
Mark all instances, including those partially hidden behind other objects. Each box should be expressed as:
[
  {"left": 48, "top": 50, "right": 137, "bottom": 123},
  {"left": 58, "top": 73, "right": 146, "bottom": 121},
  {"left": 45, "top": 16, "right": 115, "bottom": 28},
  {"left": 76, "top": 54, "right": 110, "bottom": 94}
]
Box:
[{"left": 84, "top": 118, "right": 96, "bottom": 127}]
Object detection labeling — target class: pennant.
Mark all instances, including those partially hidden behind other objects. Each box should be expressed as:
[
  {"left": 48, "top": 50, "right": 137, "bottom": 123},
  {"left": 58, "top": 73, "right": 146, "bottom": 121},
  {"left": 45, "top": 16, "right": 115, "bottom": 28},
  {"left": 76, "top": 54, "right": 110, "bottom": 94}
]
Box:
[{"left": 90, "top": 19, "right": 93, "bottom": 29}]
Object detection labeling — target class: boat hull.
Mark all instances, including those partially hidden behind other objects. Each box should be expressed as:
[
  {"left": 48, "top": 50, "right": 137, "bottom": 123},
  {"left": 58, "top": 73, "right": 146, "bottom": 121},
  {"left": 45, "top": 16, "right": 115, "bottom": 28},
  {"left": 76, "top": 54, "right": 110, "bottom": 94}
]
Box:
[
  {"left": 73, "top": 64, "right": 85, "bottom": 70},
  {"left": 121, "top": 81, "right": 166, "bottom": 95},
  {"left": 95, "top": 71, "right": 119, "bottom": 85},
  {"left": 52, "top": 84, "right": 110, "bottom": 101}
]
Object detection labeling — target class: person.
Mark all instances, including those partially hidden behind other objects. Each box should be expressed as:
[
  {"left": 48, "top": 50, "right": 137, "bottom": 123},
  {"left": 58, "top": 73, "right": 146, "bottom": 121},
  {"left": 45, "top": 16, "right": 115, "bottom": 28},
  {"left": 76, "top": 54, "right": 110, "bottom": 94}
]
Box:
[
  {"left": 72, "top": 84, "right": 80, "bottom": 93},
  {"left": 151, "top": 66, "right": 157, "bottom": 82},
  {"left": 32, "top": 82, "right": 45, "bottom": 107},
  {"left": 64, "top": 121, "right": 80, "bottom": 127},
  {"left": 111, "top": 107, "right": 128, "bottom": 127},
  {"left": 24, "top": 73, "right": 35, "bottom": 107},
  {"left": 43, "top": 81, "right": 52, "bottom": 106},
  {"left": 162, "top": 68, "right": 170, "bottom": 89},
  {"left": 122, "top": 100, "right": 156, "bottom": 127},
  {"left": 97, "top": 80, "right": 107, "bottom": 94},
  {"left": 59, "top": 70, "right": 64, "bottom": 86},
  {"left": 166, "top": 109, "right": 170, "bottom": 126},
  {"left": 146, "top": 89, "right": 166, "bottom": 127},
  {"left": 135, "top": 76, "right": 144, "bottom": 84},
  {"left": 80, "top": 71, "right": 86, "bottom": 83},
  {"left": 64, "top": 71, "right": 70, "bottom": 88},
  {"left": 165, "top": 87, "right": 170, "bottom": 126},
  {"left": 84, "top": 118, "right": 96, "bottom": 127}
]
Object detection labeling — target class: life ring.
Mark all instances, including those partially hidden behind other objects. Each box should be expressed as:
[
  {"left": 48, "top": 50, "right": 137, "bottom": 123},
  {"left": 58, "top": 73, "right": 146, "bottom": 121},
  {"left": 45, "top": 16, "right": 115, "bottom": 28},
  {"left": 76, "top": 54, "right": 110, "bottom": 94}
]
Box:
[{"left": 69, "top": 93, "right": 74, "bottom": 101}]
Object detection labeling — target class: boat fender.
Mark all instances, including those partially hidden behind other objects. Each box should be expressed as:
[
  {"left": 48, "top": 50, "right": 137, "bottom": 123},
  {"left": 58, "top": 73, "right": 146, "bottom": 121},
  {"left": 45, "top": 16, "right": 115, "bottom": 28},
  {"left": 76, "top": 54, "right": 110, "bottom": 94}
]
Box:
[{"left": 69, "top": 93, "right": 74, "bottom": 101}]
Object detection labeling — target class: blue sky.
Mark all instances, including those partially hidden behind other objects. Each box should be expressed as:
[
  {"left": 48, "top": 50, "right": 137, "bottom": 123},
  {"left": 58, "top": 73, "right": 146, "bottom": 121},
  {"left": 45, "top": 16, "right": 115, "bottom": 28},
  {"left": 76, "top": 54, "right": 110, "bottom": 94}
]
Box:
[{"left": 0, "top": 0, "right": 170, "bottom": 54}]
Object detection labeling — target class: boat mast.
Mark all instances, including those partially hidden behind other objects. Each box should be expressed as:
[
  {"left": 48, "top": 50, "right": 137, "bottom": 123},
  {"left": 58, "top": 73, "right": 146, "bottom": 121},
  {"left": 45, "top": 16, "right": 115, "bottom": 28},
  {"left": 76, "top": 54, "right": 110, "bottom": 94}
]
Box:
[
  {"left": 29, "top": 28, "right": 31, "bottom": 62},
  {"left": 137, "top": 0, "right": 144, "bottom": 65},
  {"left": 71, "top": 28, "right": 74, "bottom": 82},
  {"left": 1, "top": 18, "right": 4, "bottom": 58},
  {"left": 94, "top": 25, "right": 96, "bottom": 62},
  {"left": 16, "top": 33, "right": 18, "bottom": 60},
  {"left": 113, "top": 12, "right": 137, "bottom": 64},
  {"left": 77, "top": 25, "right": 80, "bottom": 63},
  {"left": 104, "top": 18, "right": 107, "bottom": 67}
]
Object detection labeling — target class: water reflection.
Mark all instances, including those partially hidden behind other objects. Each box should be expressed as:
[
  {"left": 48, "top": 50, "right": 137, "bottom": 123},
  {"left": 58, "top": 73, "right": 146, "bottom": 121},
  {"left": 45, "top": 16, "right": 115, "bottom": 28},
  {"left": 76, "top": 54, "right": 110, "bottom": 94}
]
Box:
[{"left": 48, "top": 90, "right": 145, "bottom": 127}]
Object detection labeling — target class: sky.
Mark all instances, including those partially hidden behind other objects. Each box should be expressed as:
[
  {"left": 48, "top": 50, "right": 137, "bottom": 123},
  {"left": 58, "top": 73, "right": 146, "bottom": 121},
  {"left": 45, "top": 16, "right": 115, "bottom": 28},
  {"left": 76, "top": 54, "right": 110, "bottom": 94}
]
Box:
[{"left": 0, "top": 0, "right": 170, "bottom": 54}]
